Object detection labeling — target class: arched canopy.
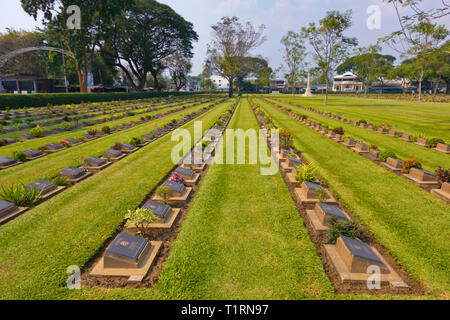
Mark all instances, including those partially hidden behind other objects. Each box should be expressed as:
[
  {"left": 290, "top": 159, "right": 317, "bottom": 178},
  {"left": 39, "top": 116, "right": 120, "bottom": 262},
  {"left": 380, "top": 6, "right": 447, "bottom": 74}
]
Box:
[{"left": 0, "top": 46, "right": 75, "bottom": 67}]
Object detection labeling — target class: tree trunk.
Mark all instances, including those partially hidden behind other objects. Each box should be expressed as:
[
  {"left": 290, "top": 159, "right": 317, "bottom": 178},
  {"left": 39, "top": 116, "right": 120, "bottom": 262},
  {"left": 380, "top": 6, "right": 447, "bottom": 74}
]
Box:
[
  {"left": 446, "top": 78, "right": 450, "bottom": 95},
  {"left": 418, "top": 78, "right": 423, "bottom": 102},
  {"left": 324, "top": 78, "right": 329, "bottom": 106},
  {"left": 228, "top": 78, "right": 234, "bottom": 97},
  {"left": 292, "top": 82, "right": 295, "bottom": 98}
]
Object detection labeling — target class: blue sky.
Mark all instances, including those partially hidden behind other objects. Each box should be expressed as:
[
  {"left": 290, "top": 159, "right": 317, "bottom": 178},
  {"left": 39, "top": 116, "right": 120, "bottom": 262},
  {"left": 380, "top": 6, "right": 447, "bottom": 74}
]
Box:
[{"left": 1, "top": 0, "right": 448, "bottom": 76}]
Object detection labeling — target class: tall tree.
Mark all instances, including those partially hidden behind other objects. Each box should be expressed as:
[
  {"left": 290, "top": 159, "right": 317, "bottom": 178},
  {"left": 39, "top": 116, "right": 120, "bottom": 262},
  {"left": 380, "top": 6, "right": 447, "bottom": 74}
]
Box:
[
  {"left": 164, "top": 53, "right": 192, "bottom": 91},
  {"left": 280, "top": 31, "right": 306, "bottom": 98},
  {"left": 207, "top": 16, "right": 266, "bottom": 97},
  {"left": 21, "top": 0, "right": 129, "bottom": 92},
  {"left": 301, "top": 10, "right": 357, "bottom": 105},
  {"left": 381, "top": 1, "right": 449, "bottom": 100},
  {"left": 235, "top": 56, "right": 268, "bottom": 91},
  {"left": 101, "top": 0, "right": 197, "bottom": 92}
]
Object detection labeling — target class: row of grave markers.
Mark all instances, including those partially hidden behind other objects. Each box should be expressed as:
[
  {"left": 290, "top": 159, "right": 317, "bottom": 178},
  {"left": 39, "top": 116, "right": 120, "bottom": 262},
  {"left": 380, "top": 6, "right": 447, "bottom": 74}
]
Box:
[
  {"left": 88, "top": 99, "right": 239, "bottom": 284},
  {"left": 249, "top": 97, "right": 411, "bottom": 292},
  {"left": 269, "top": 97, "right": 450, "bottom": 155},
  {"left": 0, "top": 100, "right": 225, "bottom": 225},
  {"left": 0, "top": 100, "right": 218, "bottom": 171},
  {"left": 259, "top": 97, "right": 450, "bottom": 204},
  {"left": 1, "top": 97, "right": 212, "bottom": 146}
]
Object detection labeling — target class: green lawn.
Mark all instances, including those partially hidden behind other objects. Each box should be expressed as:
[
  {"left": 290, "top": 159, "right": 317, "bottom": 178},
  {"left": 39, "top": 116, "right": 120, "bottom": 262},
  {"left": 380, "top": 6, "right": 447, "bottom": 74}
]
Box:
[
  {"left": 256, "top": 97, "right": 450, "bottom": 299},
  {"left": 0, "top": 100, "right": 232, "bottom": 299},
  {"left": 271, "top": 95, "right": 450, "bottom": 142},
  {"left": 263, "top": 97, "right": 450, "bottom": 172}
]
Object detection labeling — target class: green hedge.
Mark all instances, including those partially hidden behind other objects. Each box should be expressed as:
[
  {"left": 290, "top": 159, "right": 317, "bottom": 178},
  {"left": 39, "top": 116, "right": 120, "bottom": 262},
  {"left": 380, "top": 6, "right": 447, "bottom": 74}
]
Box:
[{"left": 0, "top": 91, "right": 213, "bottom": 109}]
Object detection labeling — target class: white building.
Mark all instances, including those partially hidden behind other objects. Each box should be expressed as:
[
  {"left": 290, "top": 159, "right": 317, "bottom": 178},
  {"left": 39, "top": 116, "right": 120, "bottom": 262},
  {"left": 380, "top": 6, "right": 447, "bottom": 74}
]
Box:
[
  {"left": 210, "top": 75, "right": 230, "bottom": 90},
  {"left": 332, "top": 72, "right": 363, "bottom": 92}
]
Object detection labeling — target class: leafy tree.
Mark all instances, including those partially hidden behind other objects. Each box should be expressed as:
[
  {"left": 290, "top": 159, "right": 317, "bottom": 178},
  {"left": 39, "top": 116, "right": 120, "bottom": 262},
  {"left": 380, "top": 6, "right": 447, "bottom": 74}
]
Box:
[
  {"left": 301, "top": 10, "right": 357, "bottom": 105},
  {"left": 281, "top": 31, "right": 306, "bottom": 97},
  {"left": 164, "top": 53, "right": 192, "bottom": 91},
  {"left": 255, "top": 66, "right": 273, "bottom": 92},
  {"left": 235, "top": 56, "right": 268, "bottom": 91},
  {"left": 200, "top": 60, "right": 216, "bottom": 90},
  {"left": 101, "top": 0, "right": 198, "bottom": 91},
  {"left": 21, "top": 0, "right": 130, "bottom": 92},
  {"left": 381, "top": 1, "right": 449, "bottom": 100},
  {"left": 207, "top": 16, "right": 266, "bottom": 97}
]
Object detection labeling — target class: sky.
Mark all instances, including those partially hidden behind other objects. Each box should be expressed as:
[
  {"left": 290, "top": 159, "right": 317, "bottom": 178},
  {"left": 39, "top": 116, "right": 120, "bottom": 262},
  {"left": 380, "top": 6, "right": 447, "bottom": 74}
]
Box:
[{"left": 1, "top": 0, "right": 448, "bottom": 76}]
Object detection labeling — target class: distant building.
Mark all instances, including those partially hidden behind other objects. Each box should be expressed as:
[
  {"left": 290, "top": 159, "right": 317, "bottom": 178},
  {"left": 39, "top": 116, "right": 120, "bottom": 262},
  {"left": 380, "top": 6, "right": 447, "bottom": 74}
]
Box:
[
  {"left": 210, "top": 75, "right": 229, "bottom": 90},
  {"left": 270, "top": 79, "right": 286, "bottom": 91},
  {"left": 0, "top": 74, "right": 65, "bottom": 93},
  {"left": 332, "top": 72, "right": 363, "bottom": 92}
]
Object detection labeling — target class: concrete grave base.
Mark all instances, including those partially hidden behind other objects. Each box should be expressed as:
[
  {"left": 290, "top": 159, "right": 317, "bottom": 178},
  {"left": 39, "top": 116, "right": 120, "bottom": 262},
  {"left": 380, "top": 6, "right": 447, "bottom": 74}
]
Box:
[
  {"left": 184, "top": 173, "right": 201, "bottom": 186},
  {"left": 324, "top": 244, "right": 408, "bottom": 289},
  {"left": 434, "top": 147, "right": 450, "bottom": 154},
  {"left": 152, "top": 187, "right": 193, "bottom": 204},
  {"left": 306, "top": 208, "right": 351, "bottom": 235},
  {"left": 280, "top": 161, "right": 292, "bottom": 173},
  {"left": 121, "top": 147, "right": 139, "bottom": 154},
  {"left": 380, "top": 162, "right": 403, "bottom": 173},
  {"left": 294, "top": 188, "right": 337, "bottom": 206},
  {"left": 286, "top": 172, "right": 299, "bottom": 186},
  {"left": 127, "top": 208, "right": 182, "bottom": 232},
  {"left": 0, "top": 207, "right": 29, "bottom": 225},
  {"left": 66, "top": 172, "right": 93, "bottom": 185},
  {"left": 0, "top": 162, "right": 22, "bottom": 170},
  {"left": 430, "top": 188, "right": 450, "bottom": 203},
  {"left": 39, "top": 186, "right": 66, "bottom": 201},
  {"left": 90, "top": 241, "right": 162, "bottom": 283},
  {"left": 403, "top": 174, "right": 440, "bottom": 190},
  {"left": 181, "top": 163, "right": 206, "bottom": 172},
  {"left": 102, "top": 154, "right": 127, "bottom": 163},
  {"left": 83, "top": 162, "right": 112, "bottom": 173}
]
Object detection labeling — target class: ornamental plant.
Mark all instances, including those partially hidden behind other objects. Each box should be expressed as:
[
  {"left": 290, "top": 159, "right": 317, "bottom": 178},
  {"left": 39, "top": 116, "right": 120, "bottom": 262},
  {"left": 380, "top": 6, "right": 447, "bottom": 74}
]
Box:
[
  {"left": 29, "top": 125, "right": 43, "bottom": 137},
  {"left": 332, "top": 127, "right": 345, "bottom": 135},
  {"left": 0, "top": 183, "right": 42, "bottom": 207},
  {"left": 402, "top": 159, "right": 422, "bottom": 173},
  {"left": 378, "top": 150, "right": 397, "bottom": 162},
  {"left": 170, "top": 172, "right": 185, "bottom": 185},
  {"left": 435, "top": 167, "right": 449, "bottom": 184},
  {"left": 317, "top": 187, "right": 328, "bottom": 202},
  {"left": 102, "top": 126, "right": 111, "bottom": 134},
  {"left": 12, "top": 151, "right": 27, "bottom": 162},
  {"left": 427, "top": 138, "right": 445, "bottom": 148},
  {"left": 326, "top": 216, "right": 362, "bottom": 244},
  {"left": 156, "top": 186, "right": 173, "bottom": 204},
  {"left": 294, "top": 162, "right": 317, "bottom": 184},
  {"left": 112, "top": 142, "right": 122, "bottom": 150},
  {"left": 129, "top": 137, "right": 142, "bottom": 147},
  {"left": 125, "top": 208, "right": 159, "bottom": 236},
  {"left": 279, "top": 128, "right": 294, "bottom": 149}
]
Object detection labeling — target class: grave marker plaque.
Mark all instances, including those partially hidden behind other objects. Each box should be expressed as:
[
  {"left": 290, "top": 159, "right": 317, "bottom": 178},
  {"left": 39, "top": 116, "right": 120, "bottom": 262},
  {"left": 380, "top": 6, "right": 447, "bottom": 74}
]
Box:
[
  {"left": 104, "top": 149, "right": 122, "bottom": 158},
  {"left": 0, "top": 156, "right": 17, "bottom": 167},
  {"left": 0, "top": 199, "right": 16, "bottom": 218},
  {"left": 175, "top": 167, "right": 195, "bottom": 179},
  {"left": 162, "top": 180, "right": 186, "bottom": 196},
  {"left": 316, "top": 203, "right": 349, "bottom": 225},
  {"left": 337, "top": 236, "right": 389, "bottom": 274},
  {"left": 142, "top": 200, "right": 171, "bottom": 219},
  {"left": 46, "top": 143, "right": 63, "bottom": 151},
  {"left": 59, "top": 167, "right": 85, "bottom": 179},
  {"left": 85, "top": 157, "right": 107, "bottom": 167},
  {"left": 386, "top": 157, "right": 403, "bottom": 169},
  {"left": 104, "top": 233, "right": 150, "bottom": 268},
  {"left": 26, "top": 179, "right": 57, "bottom": 195}
]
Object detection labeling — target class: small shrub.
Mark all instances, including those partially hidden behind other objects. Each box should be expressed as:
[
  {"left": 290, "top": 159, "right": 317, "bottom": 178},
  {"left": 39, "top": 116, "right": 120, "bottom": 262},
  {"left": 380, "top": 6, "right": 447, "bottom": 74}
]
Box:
[
  {"left": 279, "top": 128, "right": 294, "bottom": 149},
  {"left": 402, "top": 159, "right": 422, "bottom": 173},
  {"left": 378, "top": 150, "right": 396, "bottom": 162},
  {"left": 112, "top": 142, "right": 122, "bottom": 150},
  {"left": 88, "top": 129, "right": 97, "bottom": 136},
  {"left": 12, "top": 151, "right": 27, "bottom": 162},
  {"left": 427, "top": 138, "right": 445, "bottom": 148},
  {"left": 129, "top": 137, "right": 142, "bottom": 147},
  {"left": 50, "top": 175, "right": 69, "bottom": 187},
  {"left": 356, "top": 120, "right": 367, "bottom": 125},
  {"left": 29, "top": 125, "right": 43, "bottom": 137},
  {"left": 0, "top": 183, "right": 42, "bottom": 206},
  {"left": 295, "top": 163, "right": 318, "bottom": 184},
  {"left": 102, "top": 126, "right": 111, "bottom": 134},
  {"left": 37, "top": 145, "right": 48, "bottom": 152},
  {"left": 317, "top": 187, "right": 328, "bottom": 202},
  {"left": 156, "top": 186, "right": 173, "bottom": 204},
  {"left": 326, "top": 216, "right": 362, "bottom": 244},
  {"left": 125, "top": 208, "right": 159, "bottom": 235},
  {"left": 435, "top": 167, "right": 450, "bottom": 184},
  {"left": 62, "top": 122, "right": 72, "bottom": 131},
  {"left": 0, "top": 139, "right": 7, "bottom": 147},
  {"left": 369, "top": 144, "right": 378, "bottom": 150}
]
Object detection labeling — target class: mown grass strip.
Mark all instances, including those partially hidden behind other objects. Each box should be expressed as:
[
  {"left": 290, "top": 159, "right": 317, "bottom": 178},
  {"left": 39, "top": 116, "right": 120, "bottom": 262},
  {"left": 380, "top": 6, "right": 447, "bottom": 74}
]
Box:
[
  {"left": 0, "top": 100, "right": 231, "bottom": 299},
  {"left": 257, "top": 98, "right": 449, "bottom": 298},
  {"left": 264, "top": 97, "right": 450, "bottom": 173},
  {"left": 0, "top": 101, "right": 218, "bottom": 185},
  {"left": 272, "top": 95, "right": 450, "bottom": 141}
]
